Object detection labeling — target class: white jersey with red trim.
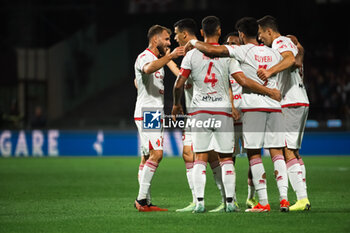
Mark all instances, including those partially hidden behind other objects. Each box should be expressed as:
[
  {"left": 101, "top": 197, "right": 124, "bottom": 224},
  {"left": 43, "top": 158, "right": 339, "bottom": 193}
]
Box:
[
  {"left": 272, "top": 36, "right": 309, "bottom": 107},
  {"left": 225, "top": 43, "right": 282, "bottom": 112},
  {"left": 134, "top": 49, "right": 164, "bottom": 119},
  {"left": 180, "top": 44, "right": 242, "bottom": 113}
]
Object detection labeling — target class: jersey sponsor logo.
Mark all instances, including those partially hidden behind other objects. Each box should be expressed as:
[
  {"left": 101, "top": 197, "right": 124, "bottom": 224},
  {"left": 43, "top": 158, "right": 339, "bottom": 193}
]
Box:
[
  {"left": 233, "top": 94, "right": 242, "bottom": 100},
  {"left": 143, "top": 110, "right": 162, "bottom": 129},
  {"left": 201, "top": 95, "right": 222, "bottom": 102},
  {"left": 154, "top": 71, "right": 164, "bottom": 79}
]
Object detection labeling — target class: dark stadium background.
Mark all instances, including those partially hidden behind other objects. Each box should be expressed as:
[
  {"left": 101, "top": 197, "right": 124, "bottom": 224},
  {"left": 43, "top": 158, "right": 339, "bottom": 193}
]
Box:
[{"left": 0, "top": 0, "right": 349, "bottom": 131}]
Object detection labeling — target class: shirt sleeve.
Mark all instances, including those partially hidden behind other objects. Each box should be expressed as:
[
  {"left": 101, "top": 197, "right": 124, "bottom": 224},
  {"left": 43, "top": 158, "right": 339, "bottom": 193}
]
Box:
[
  {"left": 139, "top": 52, "right": 155, "bottom": 73},
  {"left": 228, "top": 58, "right": 243, "bottom": 75},
  {"left": 273, "top": 37, "right": 298, "bottom": 57},
  {"left": 224, "top": 45, "right": 245, "bottom": 62},
  {"left": 179, "top": 51, "right": 192, "bottom": 78}
]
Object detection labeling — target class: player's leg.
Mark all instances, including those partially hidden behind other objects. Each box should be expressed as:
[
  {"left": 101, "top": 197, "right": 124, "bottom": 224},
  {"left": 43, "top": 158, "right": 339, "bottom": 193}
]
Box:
[
  {"left": 208, "top": 151, "right": 226, "bottom": 212},
  {"left": 295, "top": 150, "right": 307, "bottom": 189},
  {"left": 283, "top": 107, "right": 310, "bottom": 211},
  {"left": 218, "top": 152, "right": 239, "bottom": 212},
  {"left": 243, "top": 112, "right": 270, "bottom": 212},
  {"left": 176, "top": 140, "right": 196, "bottom": 212},
  {"left": 192, "top": 152, "right": 209, "bottom": 213},
  {"left": 295, "top": 106, "right": 309, "bottom": 190},
  {"left": 135, "top": 131, "right": 167, "bottom": 212},
  {"left": 245, "top": 150, "right": 270, "bottom": 212},
  {"left": 265, "top": 111, "right": 289, "bottom": 211}
]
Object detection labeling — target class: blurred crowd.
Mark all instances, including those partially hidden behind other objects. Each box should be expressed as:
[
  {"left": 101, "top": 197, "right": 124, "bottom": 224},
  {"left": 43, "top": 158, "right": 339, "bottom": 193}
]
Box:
[{"left": 304, "top": 43, "right": 350, "bottom": 120}]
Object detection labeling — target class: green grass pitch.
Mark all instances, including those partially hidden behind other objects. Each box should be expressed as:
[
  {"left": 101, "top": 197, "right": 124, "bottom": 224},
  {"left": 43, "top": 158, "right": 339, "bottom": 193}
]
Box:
[{"left": 1, "top": 156, "right": 350, "bottom": 233}]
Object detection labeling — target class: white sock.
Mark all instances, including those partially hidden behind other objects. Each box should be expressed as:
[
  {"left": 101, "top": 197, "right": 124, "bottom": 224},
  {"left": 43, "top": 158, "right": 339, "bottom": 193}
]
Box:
[
  {"left": 220, "top": 160, "right": 236, "bottom": 203},
  {"left": 299, "top": 158, "right": 307, "bottom": 189},
  {"left": 137, "top": 160, "right": 158, "bottom": 201},
  {"left": 272, "top": 155, "right": 288, "bottom": 201},
  {"left": 287, "top": 158, "right": 308, "bottom": 200},
  {"left": 250, "top": 157, "right": 268, "bottom": 206},
  {"left": 247, "top": 178, "right": 256, "bottom": 199},
  {"left": 185, "top": 162, "right": 196, "bottom": 204},
  {"left": 138, "top": 164, "right": 144, "bottom": 184},
  {"left": 193, "top": 160, "right": 207, "bottom": 204},
  {"left": 210, "top": 161, "right": 225, "bottom": 203},
  {"left": 137, "top": 164, "right": 151, "bottom": 204}
]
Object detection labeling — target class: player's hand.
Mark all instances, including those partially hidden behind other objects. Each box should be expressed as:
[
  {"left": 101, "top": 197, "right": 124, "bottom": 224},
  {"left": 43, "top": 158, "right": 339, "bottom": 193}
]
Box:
[
  {"left": 171, "top": 105, "right": 184, "bottom": 121},
  {"left": 170, "top": 46, "right": 185, "bottom": 59},
  {"left": 257, "top": 68, "right": 272, "bottom": 81},
  {"left": 232, "top": 108, "right": 240, "bottom": 121},
  {"left": 184, "top": 41, "right": 194, "bottom": 53},
  {"left": 268, "top": 88, "right": 281, "bottom": 102}
]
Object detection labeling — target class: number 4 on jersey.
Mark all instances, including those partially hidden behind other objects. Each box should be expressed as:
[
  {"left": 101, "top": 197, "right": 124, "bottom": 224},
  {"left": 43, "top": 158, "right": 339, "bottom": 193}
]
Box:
[{"left": 204, "top": 62, "right": 218, "bottom": 87}]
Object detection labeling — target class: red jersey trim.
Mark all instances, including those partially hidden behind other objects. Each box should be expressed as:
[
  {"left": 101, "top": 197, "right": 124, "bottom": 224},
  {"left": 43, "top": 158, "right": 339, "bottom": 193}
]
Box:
[
  {"left": 188, "top": 110, "right": 232, "bottom": 117},
  {"left": 146, "top": 48, "right": 158, "bottom": 58},
  {"left": 179, "top": 68, "right": 191, "bottom": 78},
  {"left": 241, "top": 108, "right": 282, "bottom": 113},
  {"left": 209, "top": 43, "right": 220, "bottom": 45},
  {"left": 281, "top": 103, "right": 310, "bottom": 108},
  {"left": 134, "top": 117, "right": 143, "bottom": 121}
]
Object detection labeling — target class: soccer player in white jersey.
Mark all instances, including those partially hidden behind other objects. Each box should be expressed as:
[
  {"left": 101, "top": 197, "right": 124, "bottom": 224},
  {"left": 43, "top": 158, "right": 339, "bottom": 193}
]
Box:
[
  {"left": 224, "top": 34, "right": 259, "bottom": 209},
  {"left": 174, "top": 16, "right": 282, "bottom": 213},
  {"left": 134, "top": 24, "right": 184, "bottom": 212},
  {"left": 186, "top": 17, "right": 291, "bottom": 212},
  {"left": 173, "top": 18, "right": 239, "bottom": 213},
  {"left": 257, "top": 15, "right": 311, "bottom": 211}
]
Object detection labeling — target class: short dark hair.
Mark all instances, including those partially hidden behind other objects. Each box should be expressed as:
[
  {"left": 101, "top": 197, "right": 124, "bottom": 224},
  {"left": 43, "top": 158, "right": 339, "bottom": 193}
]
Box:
[
  {"left": 223, "top": 31, "right": 238, "bottom": 44},
  {"left": 173, "top": 18, "right": 197, "bottom": 36},
  {"left": 235, "top": 17, "right": 258, "bottom": 38},
  {"left": 257, "top": 15, "right": 279, "bottom": 32},
  {"left": 147, "top": 25, "right": 172, "bottom": 41},
  {"left": 202, "top": 16, "right": 221, "bottom": 37}
]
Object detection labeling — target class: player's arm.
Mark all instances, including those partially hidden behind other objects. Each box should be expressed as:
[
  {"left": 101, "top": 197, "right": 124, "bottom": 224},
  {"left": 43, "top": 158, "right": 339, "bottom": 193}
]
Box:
[
  {"left": 287, "top": 35, "right": 304, "bottom": 69},
  {"left": 294, "top": 42, "right": 304, "bottom": 69},
  {"left": 172, "top": 69, "right": 189, "bottom": 121},
  {"left": 143, "top": 47, "right": 184, "bottom": 74},
  {"left": 228, "top": 83, "right": 240, "bottom": 120},
  {"left": 232, "top": 72, "right": 281, "bottom": 102},
  {"left": 134, "top": 78, "right": 138, "bottom": 89},
  {"left": 166, "top": 60, "right": 180, "bottom": 77},
  {"left": 257, "top": 51, "right": 295, "bottom": 81},
  {"left": 184, "top": 40, "right": 230, "bottom": 57}
]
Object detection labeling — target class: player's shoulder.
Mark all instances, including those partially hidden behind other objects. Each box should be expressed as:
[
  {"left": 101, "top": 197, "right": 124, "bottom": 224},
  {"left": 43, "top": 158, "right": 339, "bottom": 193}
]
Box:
[
  {"left": 273, "top": 36, "right": 292, "bottom": 45},
  {"left": 138, "top": 48, "right": 157, "bottom": 60}
]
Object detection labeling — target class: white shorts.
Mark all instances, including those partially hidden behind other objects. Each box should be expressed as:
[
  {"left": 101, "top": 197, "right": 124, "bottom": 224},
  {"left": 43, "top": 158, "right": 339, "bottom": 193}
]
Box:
[
  {"left": 233, "top": 122, "right": 247, "bottom": 156},
  {"left": 282, "top": 106, "right": 309, "bottom": 149},
  {"left": 135, "top": 120, "right": 163, "bottom": 156},
  {"left": 242, "top": 111, "right": 285, "bottom": 149},
  {"left": 191, "top": 113, "right": 234, "bottom": 154}
]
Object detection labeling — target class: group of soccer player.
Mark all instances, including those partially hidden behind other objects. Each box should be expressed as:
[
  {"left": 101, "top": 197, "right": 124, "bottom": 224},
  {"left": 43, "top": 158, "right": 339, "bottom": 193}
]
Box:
[{"left": 133, "top": 15, "right": 311, "bottom": 213}]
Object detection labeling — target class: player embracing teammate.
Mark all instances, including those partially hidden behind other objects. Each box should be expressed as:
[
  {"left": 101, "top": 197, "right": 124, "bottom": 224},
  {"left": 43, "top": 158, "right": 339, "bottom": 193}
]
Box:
[{"left": 133, "top": 16, "right": 311, "bottom": 213}]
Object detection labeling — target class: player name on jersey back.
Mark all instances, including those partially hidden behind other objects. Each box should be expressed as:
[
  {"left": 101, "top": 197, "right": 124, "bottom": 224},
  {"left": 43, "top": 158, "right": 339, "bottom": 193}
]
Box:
[{"left": 225, "top": 43, "right": 282, "bottom": 111}]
